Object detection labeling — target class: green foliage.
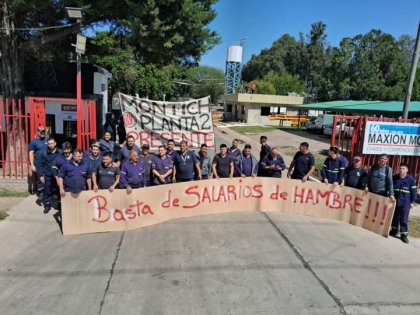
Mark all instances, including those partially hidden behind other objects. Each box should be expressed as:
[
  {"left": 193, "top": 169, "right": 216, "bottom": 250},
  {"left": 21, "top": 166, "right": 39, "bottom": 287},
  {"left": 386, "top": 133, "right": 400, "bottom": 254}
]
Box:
[
  {"left": 251, "top": 79, "right": 276, "bottom": 95},
  {"left": 185, "top": 66, "right": 224, "bottom": 102},
  {"left": 242, "top": 22, "right": 419, "bottom": 102},
  {"left": 262, "top": 72, "right": 306, "bottom": 95}
]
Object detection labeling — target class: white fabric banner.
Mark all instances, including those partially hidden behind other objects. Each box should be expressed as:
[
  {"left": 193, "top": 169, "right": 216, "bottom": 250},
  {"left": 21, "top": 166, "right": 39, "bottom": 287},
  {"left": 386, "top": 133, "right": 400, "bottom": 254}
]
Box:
[{"left": 119, "top": 93, "right": 215, "bottom": 149}]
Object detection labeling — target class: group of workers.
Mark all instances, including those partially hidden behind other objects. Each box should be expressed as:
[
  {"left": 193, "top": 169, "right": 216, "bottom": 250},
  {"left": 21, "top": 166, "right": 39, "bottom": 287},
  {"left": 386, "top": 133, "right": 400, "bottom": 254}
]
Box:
[{"left": 29, "top": 127, "right": 416, "bottom": 244}]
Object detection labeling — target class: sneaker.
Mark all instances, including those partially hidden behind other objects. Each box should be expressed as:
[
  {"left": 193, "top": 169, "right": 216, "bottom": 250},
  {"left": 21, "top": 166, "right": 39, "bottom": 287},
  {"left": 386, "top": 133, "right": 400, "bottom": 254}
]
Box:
[
  {"left": 400, "top": 234, "right": 409, "bottom": 244},
  {"left": 43, "top": 205, "right": 50, "bottom": 214},
  {"left": 389, "top": 229, "right": 398, "bottom": 237}
]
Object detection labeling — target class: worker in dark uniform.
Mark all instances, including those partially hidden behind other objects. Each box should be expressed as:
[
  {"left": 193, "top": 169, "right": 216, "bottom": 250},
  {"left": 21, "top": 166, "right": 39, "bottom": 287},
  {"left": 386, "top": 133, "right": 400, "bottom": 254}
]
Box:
[
  {"left": 120, "top": 149, "right": 147, "bottom": 193},
  {"left": 28, "top": 126, "right": 49, "bottom": 204},
  {"left": 173, "top": 141, "right": 201, "bottom": 182},
  {"left": 260, "top": 147, "right": 286, "bottom": 178},
  {"left": 152, "top": 145, "right": 174, "bottom": 185},
  {"left": 99, "top": 131, "right": 121, "bottom": 161},
  {"left": 196, "top": 143, "right": 212, "bottom": 179},
  {"left": 366, "top": 154, "right": 395, "bottom": 201},
  {"left": 58, "top": 149, "right": 92, "bottom": 196},
  {"left": 212, "top": 143, "right": 234, "bottom": 179},
  {"left": 228, "top": 139, "right": 241, "bottom": 159},
  {"left": 116, "top": 135, "right": 141, "bottom": 167},
  {"left": 84, "top": 142, "right": 102, "bottom": 174},
  {"left": 258, "top": 136, "right": 271, "bottom": 176},
  {"left": 92, "top": 152, "right": 120, "bottom": 192},
  {"left": 321, "top": 146, "right": 346, "bottom": 185},
  {"left": 343, "top": 155, "right": 367, "bottom": 190},
  {"left": 139, "top": 144, "right": 154, "bottom": 187},
  {"left": 166, "top": 139, "right": 176, "bottom": 161},
  {"left": 390, "top": 164, "right": 417, "bottom": 244},
  {"left": 53, "top": 142, "right": 73, "bottom": 179},
  {"left": 235, "top": 144, "right": 259, "bottom": 178},
  {"left": 287, "top": 142, "right": 315, "bottom": 182},
  {"left": 39, "top": 138, "right": 61, "bottom": 213}
]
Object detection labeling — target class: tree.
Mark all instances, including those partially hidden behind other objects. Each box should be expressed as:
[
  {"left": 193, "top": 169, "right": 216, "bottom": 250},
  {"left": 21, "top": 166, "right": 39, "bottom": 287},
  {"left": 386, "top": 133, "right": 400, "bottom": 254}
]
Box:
[
  {"left": 262, "top": 71, "right": 306, "bottom": 95},
  {"left": 185, "top": 66, "right": 224, "bottom": 102}
]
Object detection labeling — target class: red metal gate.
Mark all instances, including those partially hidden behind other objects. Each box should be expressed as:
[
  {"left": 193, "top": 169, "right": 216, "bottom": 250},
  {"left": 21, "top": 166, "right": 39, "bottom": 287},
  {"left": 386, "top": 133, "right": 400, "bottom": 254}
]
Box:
[
  {"left": 0, "top": 97, "right": 97, "bottom": 179},
  {"left": 331, "top": 115, "right": 420, "bottom": 184}
]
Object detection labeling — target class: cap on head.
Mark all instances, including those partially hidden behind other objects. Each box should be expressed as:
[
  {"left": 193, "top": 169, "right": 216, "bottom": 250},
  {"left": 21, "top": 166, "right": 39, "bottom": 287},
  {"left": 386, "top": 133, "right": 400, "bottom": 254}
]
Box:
[
  {"left": 92, "top": 142, "right": 100, "bottom": 148},
  {"left": 37, "top": 126, "right": 46, "bottom": 132},
  {"left": 353, "top": 155, "right": 361, "bottom": 161}
]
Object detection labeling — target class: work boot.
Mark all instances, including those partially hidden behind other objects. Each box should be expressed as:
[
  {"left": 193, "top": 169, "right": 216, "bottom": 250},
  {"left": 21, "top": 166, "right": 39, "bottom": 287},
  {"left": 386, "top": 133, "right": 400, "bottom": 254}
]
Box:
[
  {"left": 389, "top": 228, "right": 398, "bottom": 237},
  {"left": 400, "top": 234, "right": 409, "bottom": 244},
  {"left": 43, "top": 205, "right": 51, "bottom": 214},
  {"left": 36, "top": 193, "right": 44, "bottom": 206}
]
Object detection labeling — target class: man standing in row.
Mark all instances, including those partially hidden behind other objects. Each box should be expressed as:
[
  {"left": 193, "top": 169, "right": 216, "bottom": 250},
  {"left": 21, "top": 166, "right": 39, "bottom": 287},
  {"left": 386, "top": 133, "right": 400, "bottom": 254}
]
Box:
[
  {"left": 321, "top": 146, "right": 345, "bottom": 185},
  {"left": 212, "top": 144, "right": 234, "bottom": 179},
  {"left": 173, "top": 141, "right": 201, "bottom": 182},
  {"left": 235, "top": 144, "right": 258, "bottom": 178},
  {"left": 366, "top": 154, "right": 395, "bottom": 201},
  {"left": 258, "top": 136, "right": 271, "bottom": 176},
  {"left": 29, "top": 126, "right": 49, "bottom": 204},
  {"left": 139, "top": 144, "right": 154, "bottom": 187},
  {"left": 390, "top": 164, "right": 417, "bottom": 244},
  {"left": 260, "top": 147, "right": 286, "bottom": 178},
  {"left": 152, "top": 145, "right": 173, "bottom": 185},
  {"left": 58, "top": 149, "right": 92, "bottom": 196},
  {"left": 120, "top": 150, "right": 147, "bottom": 193},
  {"left": 92, "top": 153, "right": 120, "bottom": 192},
  {"left": 343, "top": 155, "right": 367, "bottom": 190},
  {"left": 39, "top": 138, "right": 61, "bottom": 213},
  {"left": 116, "top": 135, "right": 140, "bottom": 167},
  {"left": 196, "top": 144, "right": 212, "bottom": 179},
  {"left": 287, "top": 142, "right": 315, "bottom": 182}
]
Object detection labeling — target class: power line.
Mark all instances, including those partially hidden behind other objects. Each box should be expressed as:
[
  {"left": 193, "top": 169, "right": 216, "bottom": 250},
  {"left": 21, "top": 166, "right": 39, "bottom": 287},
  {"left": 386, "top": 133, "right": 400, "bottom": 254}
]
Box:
[{"left": 0, "top": 23, "right": 74, "bottom": 32}]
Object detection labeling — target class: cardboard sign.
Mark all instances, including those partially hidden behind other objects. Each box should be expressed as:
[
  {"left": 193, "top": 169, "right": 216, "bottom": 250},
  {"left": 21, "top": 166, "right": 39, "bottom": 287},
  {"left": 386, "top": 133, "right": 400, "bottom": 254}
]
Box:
[
  {"left": 62, "top": 178, "right": 395, "bottom": 237},
  {"left": 119, "top": 93, "right": 214, "bottom": 149}
]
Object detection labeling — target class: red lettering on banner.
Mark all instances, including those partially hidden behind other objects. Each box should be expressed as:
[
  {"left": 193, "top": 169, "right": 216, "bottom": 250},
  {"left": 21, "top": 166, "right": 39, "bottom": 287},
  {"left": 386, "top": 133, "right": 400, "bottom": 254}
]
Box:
[
  {"left": 227, "top": 185, "right": 237, "bottom": 200},
  {"left": 372, "top": 201, "right": 380, "bottom": 223},
  {"left": 342, "top": 194, "right": 353, "bottom": 212},
  {"left": 354, "top": 197, "right": 363, "bottom": 213},
  {"left": 316, "top": 189, "right": 330, "bottom": 206},
  {"left": 88, "top": 195, "right": 153, "bottom": 223},
  {"left": 269, "top": 185, "right": 288, "bottom": 200},
  {"left": 161, "top": 190, "right": 180, "bottom": 208},
  {"left": 253, "top": 185, "right": 263, "bottom": 198},
  {"left": 380, "top": 205, "right": 388, "bottom": 225},
  {"left": 366, "top": 199, "right": 371, "bottom": 219},
  {"left": 183, "top": 185, "right": 201, "bottom": 208},
  {"left": 202, "top": 187, "right": 212, "bottom": 203}
]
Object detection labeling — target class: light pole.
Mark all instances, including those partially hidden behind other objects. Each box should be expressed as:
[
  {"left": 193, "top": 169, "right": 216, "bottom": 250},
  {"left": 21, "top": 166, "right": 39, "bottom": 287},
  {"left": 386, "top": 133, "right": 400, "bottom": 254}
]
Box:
[{"left": 65, "top": 7, "right": 86, "bottom": 149}]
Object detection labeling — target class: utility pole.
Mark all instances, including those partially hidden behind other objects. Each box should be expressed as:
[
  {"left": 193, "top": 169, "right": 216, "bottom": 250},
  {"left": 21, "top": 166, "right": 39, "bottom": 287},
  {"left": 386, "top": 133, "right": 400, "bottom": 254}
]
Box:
[{"left": 402, "top": 22, "right": 420, "bottom": 119}]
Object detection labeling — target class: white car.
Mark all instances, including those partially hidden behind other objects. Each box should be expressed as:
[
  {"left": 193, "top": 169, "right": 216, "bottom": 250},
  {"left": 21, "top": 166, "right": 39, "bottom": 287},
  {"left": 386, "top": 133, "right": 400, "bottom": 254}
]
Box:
[{"left": 324, "top": 121, "right": 356, "bottom": 138}]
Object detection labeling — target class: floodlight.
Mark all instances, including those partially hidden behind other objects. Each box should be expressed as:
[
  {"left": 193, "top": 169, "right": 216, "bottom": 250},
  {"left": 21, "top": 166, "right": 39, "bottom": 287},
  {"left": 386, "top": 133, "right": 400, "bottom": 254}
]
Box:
[
  {"left": 65, "top": 7, "right": 83, "bottom": 20},
  {"left": 75, "top": 34, "right": 87, "bottom": 54}
]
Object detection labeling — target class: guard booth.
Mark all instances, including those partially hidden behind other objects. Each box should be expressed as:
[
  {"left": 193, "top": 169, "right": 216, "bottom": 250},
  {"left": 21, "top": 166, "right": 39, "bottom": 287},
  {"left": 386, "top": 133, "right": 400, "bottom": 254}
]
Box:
[{"left": 0, "top": 96, "right": 99, "bottom": 179}]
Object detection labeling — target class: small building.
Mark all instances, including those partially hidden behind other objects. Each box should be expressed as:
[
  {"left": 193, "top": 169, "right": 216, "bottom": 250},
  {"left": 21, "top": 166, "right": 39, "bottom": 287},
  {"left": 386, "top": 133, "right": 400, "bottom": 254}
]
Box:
[{"left": 223, "top": 93, "right": 304, "bottom": 124}]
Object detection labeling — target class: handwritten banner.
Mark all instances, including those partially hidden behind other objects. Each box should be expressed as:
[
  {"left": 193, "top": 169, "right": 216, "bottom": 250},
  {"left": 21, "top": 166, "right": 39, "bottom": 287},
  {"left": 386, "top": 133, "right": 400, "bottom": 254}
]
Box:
[
  {"left": 119, "top": 93, "right": 214, "bottom": 149},
  {"left": 62, "top": 178, "right": 395, "bottom": 237}
]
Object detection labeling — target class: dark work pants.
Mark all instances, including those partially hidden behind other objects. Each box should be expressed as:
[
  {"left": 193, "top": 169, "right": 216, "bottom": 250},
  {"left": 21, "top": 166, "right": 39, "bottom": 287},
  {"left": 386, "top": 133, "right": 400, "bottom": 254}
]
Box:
[
  {"left": 34, "top": 167, "right": 44, "bottom": 197},
  {"left": 176, "top": 178, "right": 193, "bottom": 182},
  {"left": 43, "top": 175, "right": 57, "bottom": 206},
  {"left": 391, "top": 205, "right": 410, "bottom": 234}
]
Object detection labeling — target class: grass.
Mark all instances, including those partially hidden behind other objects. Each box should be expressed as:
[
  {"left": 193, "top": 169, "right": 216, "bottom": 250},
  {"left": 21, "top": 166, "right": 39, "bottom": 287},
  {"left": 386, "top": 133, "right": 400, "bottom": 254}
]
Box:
[
  {"left": 313, "top": 155, "right": 326, "bottom": 180},
  {"left": 0, "top": 189, "right": 30, "bottom": 198},
  {"left": 0, "top": 210, "right": 8, "bottom": 221},
  {"left": 229, "top": 125, "right": 277, "bottom": 135},
  {"left": 409, "top": 216, "right": 420, "bottom": 238}
]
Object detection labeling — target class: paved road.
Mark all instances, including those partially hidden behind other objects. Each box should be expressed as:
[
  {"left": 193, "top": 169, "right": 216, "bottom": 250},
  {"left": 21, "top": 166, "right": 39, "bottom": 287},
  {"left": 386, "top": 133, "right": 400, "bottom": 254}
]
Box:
[{"left": 1, "top": 196, "right": 420, "bottom": 315}]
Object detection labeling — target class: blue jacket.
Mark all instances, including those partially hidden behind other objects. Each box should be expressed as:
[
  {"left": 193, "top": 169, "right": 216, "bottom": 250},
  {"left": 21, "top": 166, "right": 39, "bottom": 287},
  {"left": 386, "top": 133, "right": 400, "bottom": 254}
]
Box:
[
  {"left": 39, "top": 148, "right": 62, "bottom": 176},
  {"left": 259, "top": 154, "right": 285, "bottom": 177},
  {"left": 58, "top": 160, "right": 91, "bottom": 193},
  {"left": 393, "top": 174, "right": 417, "bottom": 207},
  {"left": 120, "top": 160, "right": 147, "bottom": 188},
  {"left": 321, "top": 157, "right": 345, "bottom": 183}
]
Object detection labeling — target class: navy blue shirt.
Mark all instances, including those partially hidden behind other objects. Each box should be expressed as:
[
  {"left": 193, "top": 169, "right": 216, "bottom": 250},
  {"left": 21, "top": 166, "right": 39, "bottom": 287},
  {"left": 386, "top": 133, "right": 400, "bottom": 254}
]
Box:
[
  {"left": 120, "top": 160, "right": 147, "bottom": 188},
  {"left": 139, "top": 154, "right": 154, "bottom": 184},
  {"left": 291, "top": 151, "right": 315, "bottom": 179},
  {"left": 228, "top": 148, "right": 241, "bottom": 159},
  {"left": 167, "top": 150, "right": 176, "bottom": 161},
  {"left": 173, "top": 151, "right": 198, "bottom": 180},
  {"left": 321, "top": 157, "right": 345, "bottom": 183},
  {"left": 29, "top": 137, "right": 49, "bottom": 167},
  {"left": 84, "top": 154, "right": 102, "bottom": 173},
  {"left": 393, "top": 174, "right": 417, "bottom": 207},
  {"left": 39, "top": 148, "right": 62, "bottom": 176},
  {"left": 152, "top": 155, "right": 174, "bottom": 184},
  {"left": 52, "top": 154, "right": 72, "bottom": 177},
  {"left": 118, "top": 145, "right": 141, "bottom": 164},
  {"left": 259, "top": 144, "right": 271, "bottom": 161},
  {"left": 261, "top": 154, "right": 286, "bottom": 178},
  {"left": 58, "top": 160, "right": 92, "bottom": 193},
  {"left": 95, "top": 164, "right": 120, "bottom": 189},
  {"left": 212, "top": 154, "right": 234, "bottom": 178},
  {"left": 242, "top": 155, "right": 253, "bottom": 176}
]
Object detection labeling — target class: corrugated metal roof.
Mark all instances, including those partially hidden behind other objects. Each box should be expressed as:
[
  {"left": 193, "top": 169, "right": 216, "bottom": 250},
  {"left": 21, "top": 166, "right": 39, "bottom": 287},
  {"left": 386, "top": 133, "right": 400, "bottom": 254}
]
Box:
[{"left": 299, "top": 100, "right": 420, "bottom": 114}]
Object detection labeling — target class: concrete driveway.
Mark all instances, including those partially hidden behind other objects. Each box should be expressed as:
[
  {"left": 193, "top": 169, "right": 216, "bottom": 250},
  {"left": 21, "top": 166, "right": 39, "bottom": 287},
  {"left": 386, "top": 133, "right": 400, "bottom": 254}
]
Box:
[{"left": 1, "top": 196, "right": 420, "bottom": 315}]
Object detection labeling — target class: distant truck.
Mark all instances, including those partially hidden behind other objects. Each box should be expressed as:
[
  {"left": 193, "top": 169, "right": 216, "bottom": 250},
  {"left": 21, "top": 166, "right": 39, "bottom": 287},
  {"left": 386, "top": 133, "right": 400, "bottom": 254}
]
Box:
[{"left": 306, "top": 114, "right": 334, "bottom": 133}]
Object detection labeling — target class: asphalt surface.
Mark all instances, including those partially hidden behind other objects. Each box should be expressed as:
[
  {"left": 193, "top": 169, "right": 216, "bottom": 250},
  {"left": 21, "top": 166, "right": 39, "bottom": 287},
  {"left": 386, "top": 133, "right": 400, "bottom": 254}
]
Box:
[{"left": 1, "top": 130, "right": 420, "bottom": 315}]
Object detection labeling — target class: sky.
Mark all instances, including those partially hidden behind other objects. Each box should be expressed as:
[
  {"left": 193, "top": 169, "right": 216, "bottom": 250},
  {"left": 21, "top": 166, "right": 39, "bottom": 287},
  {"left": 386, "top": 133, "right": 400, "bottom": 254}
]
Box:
[{"left": 199, "top": 0, "right": 420, "bottom": 70}]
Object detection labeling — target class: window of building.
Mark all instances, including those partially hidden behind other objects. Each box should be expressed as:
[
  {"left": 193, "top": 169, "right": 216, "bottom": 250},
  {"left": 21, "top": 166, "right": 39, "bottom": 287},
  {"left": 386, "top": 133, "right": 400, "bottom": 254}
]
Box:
[
  {"left": 261, "top": 107, "right": 270, "bottom": 116},
  {"left": 226, "top": 104, "right": 233, "bottom": 112}
]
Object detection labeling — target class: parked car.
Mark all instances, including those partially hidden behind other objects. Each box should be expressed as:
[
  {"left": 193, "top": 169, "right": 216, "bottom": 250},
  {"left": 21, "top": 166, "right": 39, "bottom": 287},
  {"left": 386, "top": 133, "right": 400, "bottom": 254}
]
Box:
[
  {"left": 306, "top": 114, "right": 334, "bottom": 133},
  {"left": 324, "top": 121, "right": 356, "bottom": 138}
]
